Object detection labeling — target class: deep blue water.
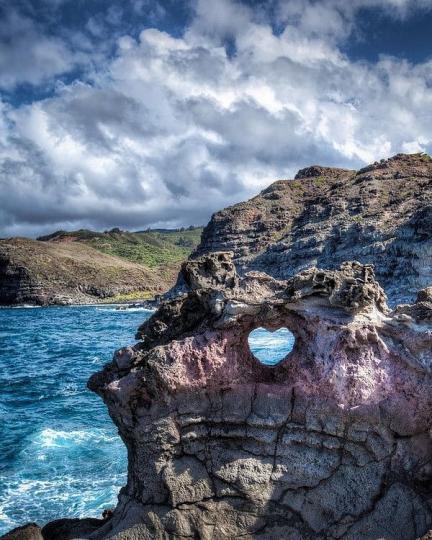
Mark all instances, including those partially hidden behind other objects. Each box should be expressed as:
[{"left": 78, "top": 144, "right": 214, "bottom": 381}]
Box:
[
  {"left": 0, "top": 308, "right": 294, "bottom": 534},
  {"left": 0, "top": 305, "right": 152, "bottom": 534}
]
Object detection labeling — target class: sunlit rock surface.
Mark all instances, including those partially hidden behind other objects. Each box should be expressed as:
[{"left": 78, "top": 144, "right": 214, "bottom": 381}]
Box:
[
  {"left": 61, "top": 252, "right": 432, "bottom": 539},
  {"left": 194, "top": 153, "right": 432, "bottom": 306}
]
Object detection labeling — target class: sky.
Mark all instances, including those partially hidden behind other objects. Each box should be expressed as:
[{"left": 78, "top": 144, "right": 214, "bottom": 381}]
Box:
[{"left": 0, "top": 0, "right": 431, "bottom": 237}]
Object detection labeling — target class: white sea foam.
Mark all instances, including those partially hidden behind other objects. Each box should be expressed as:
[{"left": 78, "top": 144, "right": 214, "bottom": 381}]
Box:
[
  {"left": 119, "top": 307, "right": 155, "bottom": 313},
  {"left": 95, "top": 306, "right": 155, "bottom": 313},
  {"left": 9, "top": 304, "right": 42, "bottom": 309},
  {"left": 58, "top": 382, "right": 81, "bottom": 397},
  {"left": 0, "top": 304, "right": 140, "bottom": 535},
  {"left": 35, "top": 428, "right": 118, "bottom": 448},
  {"left": 0, "top": 472, "right": 124, "bottom": 533}
]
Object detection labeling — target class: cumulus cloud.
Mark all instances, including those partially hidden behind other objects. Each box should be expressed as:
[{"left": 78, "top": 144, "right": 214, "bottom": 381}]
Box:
[
  {"left": 0, "top": 0, "right": 432, "bottom": 236},
  {"left": 0, "top": 9, "right": 77, "bottom": 90},
  {"left": 276, "top": 0, "right": 432, "bottom": 41}
]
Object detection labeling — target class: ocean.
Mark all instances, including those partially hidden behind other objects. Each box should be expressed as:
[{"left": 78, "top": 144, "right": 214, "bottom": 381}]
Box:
[{"left": 0, "top": 306, "right": 294, "bottom": 534}]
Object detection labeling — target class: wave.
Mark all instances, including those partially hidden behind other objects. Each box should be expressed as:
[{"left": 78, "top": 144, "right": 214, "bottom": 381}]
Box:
[
  {"left": 0, "top": 473, "right": 124, "bottom": 534},
  {"left": 95, "top": 307, "right": 155, "bottom": 313},
  {"left": 33, "top": 427, "right": 119, "bottom": 449},
  {"left": 0, "top": 425, "right": 126, "bottom": 534},
  {"left": 57, "top": 382, "right": 82, "bottom": 397},
  {"left": 4, "top": 304, "right": 43, "bottom": 309},
  {"left": 0, "top": 304, "right": 146, "bottom": 535}
]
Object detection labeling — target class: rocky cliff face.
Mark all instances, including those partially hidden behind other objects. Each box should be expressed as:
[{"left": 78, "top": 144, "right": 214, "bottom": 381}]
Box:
[
  {"left": 20, "top": 252, "right": 430, "bottom": 539},
  {"left": 194, "top": 153, "right": 432, "bottom": 306},
  {"left": 0, "top": 228, "right": 202, "bottom": 306}
]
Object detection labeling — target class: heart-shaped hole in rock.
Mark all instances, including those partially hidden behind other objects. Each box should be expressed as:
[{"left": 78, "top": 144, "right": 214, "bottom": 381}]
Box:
[{"left": 248, "top": 327, "right": 295, "bottom": 366}]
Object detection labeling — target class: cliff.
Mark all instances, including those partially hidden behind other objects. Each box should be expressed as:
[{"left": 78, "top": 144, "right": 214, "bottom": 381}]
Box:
[
  {"left": 0, "top": 228, "right": 202, "bottom": 305},
  {"left": 14, "top": 252, "right": 430, "bottom": 539},
  {"left": 0, "top": 238, "right": 164, "bottom": 305},
  {"left": 194, "top": 153, "right": 432, "bottom": 306}
]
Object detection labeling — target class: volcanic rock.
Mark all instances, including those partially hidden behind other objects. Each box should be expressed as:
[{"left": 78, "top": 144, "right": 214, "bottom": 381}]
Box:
[
  {"left": 41, "top": 518, "right": 106, "bottom": 539},
  {"left": 195, "top": 153, "right": 432, "bottom": 305},
  {"left": 0, "top": 524, "right": 43, "bottom": 540},
  {"left": 75, "top": 252, "right": 432, "bottom": 539}
]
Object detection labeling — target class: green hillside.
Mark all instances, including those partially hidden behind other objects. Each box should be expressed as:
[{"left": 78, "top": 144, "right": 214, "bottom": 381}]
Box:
[{"left": 38, "top": 227, "right": 203, "bottom": 281}]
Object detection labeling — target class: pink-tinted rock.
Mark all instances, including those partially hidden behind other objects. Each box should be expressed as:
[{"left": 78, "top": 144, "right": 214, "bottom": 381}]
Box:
[
  {"left": 82, "top": 253, "right": 432, "bottom": 539},
  {"left": 6, "top": 253, "right": 427, "bottom": 539}
]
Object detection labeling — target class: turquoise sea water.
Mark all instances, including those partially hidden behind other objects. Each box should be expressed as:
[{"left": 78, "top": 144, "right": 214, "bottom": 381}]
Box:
[
  {"left": 247, "top": 327, "right": 295, "bottom": 365},
  {"left": 0, "top": 307, "right": 294, "bottom": 534}
]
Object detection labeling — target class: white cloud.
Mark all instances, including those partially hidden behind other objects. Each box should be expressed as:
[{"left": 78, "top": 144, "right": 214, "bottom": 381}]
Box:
[
  {"left": 0, "top": 0, "right": 432, "bottom": 236},
  {"left": 277, "top": 0, "right": 432, "bottom": 42},
  {"left": 0, "top": 10, "right": 77, "bottom": 90}
]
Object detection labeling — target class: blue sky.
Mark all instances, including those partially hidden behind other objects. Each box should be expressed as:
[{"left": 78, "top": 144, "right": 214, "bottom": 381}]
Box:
[{"left": 0, "top": 0, "right": 431, "bottom": 236}]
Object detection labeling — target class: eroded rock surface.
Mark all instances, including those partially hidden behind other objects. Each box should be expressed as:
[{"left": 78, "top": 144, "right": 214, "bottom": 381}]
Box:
[
  {"left": 0, "top": 524, "right": 43, "bottom": 540},
  {"left": 74, "top": 252, "right": 432, "bottom": 539},
  {"left": 194, "top": 153, "right": 432, "bottom": 305}
]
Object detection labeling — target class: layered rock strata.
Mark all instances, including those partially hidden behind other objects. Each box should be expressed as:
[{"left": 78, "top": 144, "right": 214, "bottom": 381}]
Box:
[
  {"left": 194, "top": 153, "right": 432, "bottom": 305},
  {"left": 64, "top": 252, "right": 432, "bottom": 539}
]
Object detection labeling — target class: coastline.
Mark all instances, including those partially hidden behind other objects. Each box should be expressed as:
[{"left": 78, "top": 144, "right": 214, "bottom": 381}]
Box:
[{"left": 0, "top": 298, "right": 159, "bottom": 310}]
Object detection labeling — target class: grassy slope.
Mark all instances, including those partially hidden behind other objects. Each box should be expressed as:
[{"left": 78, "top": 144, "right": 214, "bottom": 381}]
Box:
[
  {"left": 0, "top": 238, "right": 164, "bottom": 303},
  {"left": 38, "top": 228, "right": 203, "bottom": 282},
  {"left": 89, "top": 229, "right": 201, "bottom": 270},
  {"left": 40, "top": 228, "right": 202, "bottom": 279},
  {"left": 0, "top": 228, "right": 202, "bottom": 304}
]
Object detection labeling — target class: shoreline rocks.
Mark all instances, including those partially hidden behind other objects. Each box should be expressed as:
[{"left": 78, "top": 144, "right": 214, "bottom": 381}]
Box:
[
  {"left": 36, "top": 251, "right": 430, "bottom": 539},
  {"left": 0, "top": 524, "right": 43, "bottom": 540}
]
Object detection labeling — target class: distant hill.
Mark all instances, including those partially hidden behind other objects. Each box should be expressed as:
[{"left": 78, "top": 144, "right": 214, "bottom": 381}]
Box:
[
  {"left": 0, "top": 227, "right": 203, "bottom": 305},
  {"left": 38, "top": 227, "right": 202, "bottom": 274}
]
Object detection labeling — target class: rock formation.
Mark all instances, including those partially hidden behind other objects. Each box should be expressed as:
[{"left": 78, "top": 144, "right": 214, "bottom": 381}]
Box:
[
  {"left": 194, "top": 153, "right": 432, "bottom": 306},
  {"left": 16, "top": 252, "right": 425, "bottom": 539},
  {"left": 3, "top": 154, "right": 432, "bottom": 539},
  {"left": 0, "top": 524, "right": 43, "bottom": 540}
]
